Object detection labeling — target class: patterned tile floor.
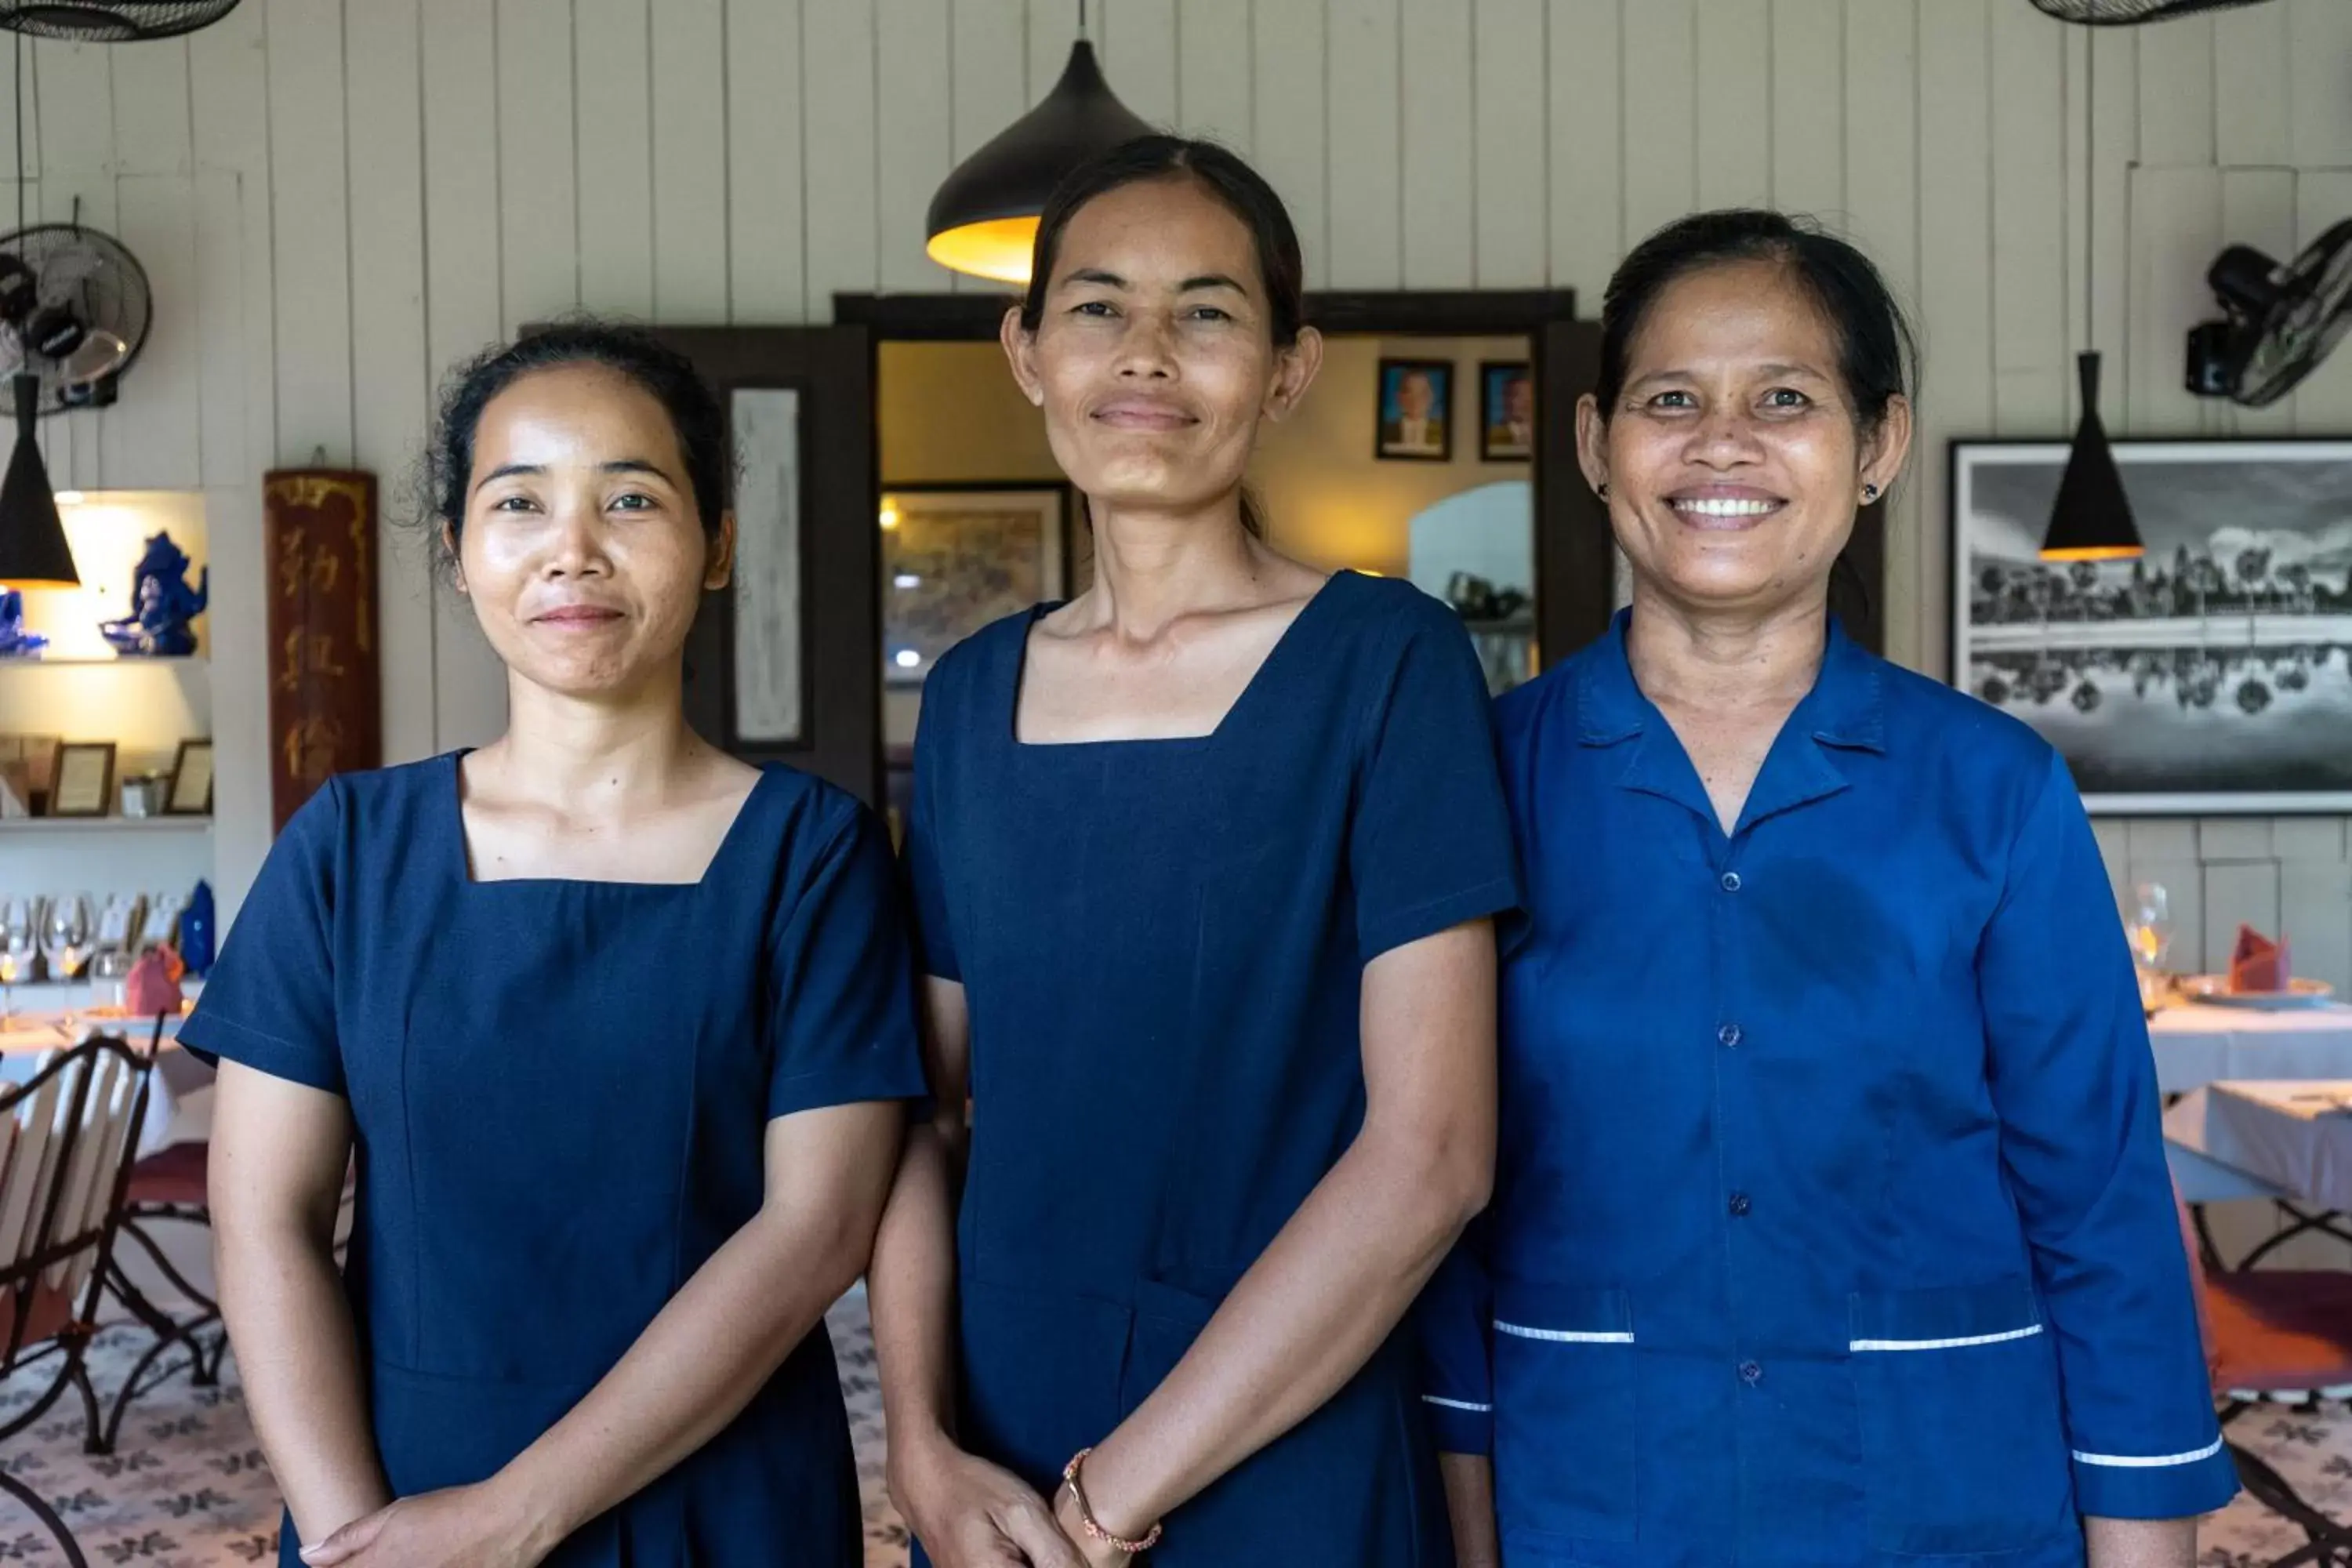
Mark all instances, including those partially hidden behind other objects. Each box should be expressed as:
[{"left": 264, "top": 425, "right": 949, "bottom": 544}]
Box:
[{"left": 2, "top": 1293, "right": 2344, "bottom": 1566}]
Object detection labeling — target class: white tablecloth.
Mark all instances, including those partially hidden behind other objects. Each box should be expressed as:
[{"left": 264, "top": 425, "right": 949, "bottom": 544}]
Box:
[
  {"left": 0, "top": 1012, "right": 193, "bottom": 1157},
  {"left": 2165, "top": 1081, "right": 2352, "bottom": 1211},
  {"left": 2150, "top": 1001, "right": 2352, "bottom": 1094}
]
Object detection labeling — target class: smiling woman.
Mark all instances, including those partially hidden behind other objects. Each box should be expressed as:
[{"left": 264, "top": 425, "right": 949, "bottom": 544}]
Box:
[{"left": 179, "top": 321, "right": 928, "bottom": 1568}]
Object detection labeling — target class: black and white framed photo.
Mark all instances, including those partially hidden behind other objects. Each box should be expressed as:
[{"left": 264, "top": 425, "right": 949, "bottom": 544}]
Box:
[
  {"left": 1950, "top": 438, "right": 2352, "bottom": 815},
  {"left": 880, "top": 485, "right": 1070, "bottom": 687}
]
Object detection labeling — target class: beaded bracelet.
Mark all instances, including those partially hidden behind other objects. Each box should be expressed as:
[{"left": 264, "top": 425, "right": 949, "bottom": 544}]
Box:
[{"left": 1060, "top": 1447, "right": 1163, "bottom": 1556}]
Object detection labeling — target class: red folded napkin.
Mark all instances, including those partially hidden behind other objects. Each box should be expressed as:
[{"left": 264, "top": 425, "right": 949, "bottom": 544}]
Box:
[
  {"left": 122, "top": 944, "right": 186, "bottom": 1018},
  {"left": 2228, "top": 924, "right": 2292, "bottom": 993}
]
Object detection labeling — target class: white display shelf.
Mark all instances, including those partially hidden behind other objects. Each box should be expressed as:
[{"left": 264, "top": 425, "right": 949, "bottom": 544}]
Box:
[
  {"left": 0, "top": 655, "right": 206, "bottom": 668},
  {"left": 0, "top": 816, "right": 212, "bottom": 833}
]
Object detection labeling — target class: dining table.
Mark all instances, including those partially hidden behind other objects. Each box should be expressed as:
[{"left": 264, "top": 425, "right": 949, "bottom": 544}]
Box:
[{"left": 0, "top": 1006, "right": 198, "bottom": 1158}]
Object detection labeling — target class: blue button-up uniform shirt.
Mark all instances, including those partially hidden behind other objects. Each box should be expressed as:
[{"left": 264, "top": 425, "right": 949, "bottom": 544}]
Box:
[{"left": 1420, "top": 613, "right": 2236, "bottom": 1566}]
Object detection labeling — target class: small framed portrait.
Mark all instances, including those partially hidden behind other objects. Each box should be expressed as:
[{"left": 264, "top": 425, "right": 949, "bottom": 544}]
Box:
[
  {"left": 165, "top": 737, "right": 215, "bottom": 816},
  {"left": 1377, "top": 359, "right": 1453, "bottom": 462},
  {"left": 1480, "top": 361, "right": 1535, "bottom": 462},
  {"left": 51, "top": 741, "right": 117, "bottom": 818}
]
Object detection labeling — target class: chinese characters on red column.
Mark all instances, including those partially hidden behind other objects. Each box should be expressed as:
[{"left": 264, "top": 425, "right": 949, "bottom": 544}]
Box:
[{"left": 263, "top": 470, "right": 381, "bottom": 833}]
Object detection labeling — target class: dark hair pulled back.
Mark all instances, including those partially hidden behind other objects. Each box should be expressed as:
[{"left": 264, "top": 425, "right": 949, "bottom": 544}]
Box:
[
  {"left": 1595, "top": 209, "right": 1916, "bottom": 626},
  {"left": 1019, "top": 135, "right": 1305, "bottom": 539},
  {"left": 421, "top": 318, "right": 732, "bottom": 575}
]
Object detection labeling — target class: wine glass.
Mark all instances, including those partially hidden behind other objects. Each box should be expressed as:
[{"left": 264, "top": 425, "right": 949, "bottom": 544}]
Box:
[
  {"left": 2126, "top": 881, "right": 2172, "bottom": 968},
  {"left": 0, "top": 896, "right": 33, "bottom": 1023},
  {"left": 40, "top": 895, "right": 90, "bottom": 1013}
]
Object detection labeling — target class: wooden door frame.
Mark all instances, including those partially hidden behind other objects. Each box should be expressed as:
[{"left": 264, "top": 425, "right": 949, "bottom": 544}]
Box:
[{"left": 837, "top": 288, "right": 1629, "bottom": 666}]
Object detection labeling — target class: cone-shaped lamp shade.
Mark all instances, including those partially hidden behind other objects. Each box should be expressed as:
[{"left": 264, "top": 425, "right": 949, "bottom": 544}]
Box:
[
  {"left": 0, "top": 374, "right": 74, "bottom": 588},
  {"left": 2039, "top": 351, "right": 2143, "bottom": 562},
  {"left": 924, "top": 40, "right": 1153, "bottom": 285}
]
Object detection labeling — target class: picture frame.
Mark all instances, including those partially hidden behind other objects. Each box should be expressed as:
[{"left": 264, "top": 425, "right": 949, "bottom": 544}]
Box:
[
  {"left": 165, "top": 737, "right": 215, "bottom": 816},
  {"left": 1949, "top": 437, "right": 2352, "bottom": 815},
  {"left": 880, "top": 484, "right": 1071, "bottom": 687},
  {"left": 50, "top": 741, "right": 117, "bottom": 818},
  {"left": 1479, "top": 361, "right": 1534, "bottom": 462},
  {"left": 1376, "top": 358, "right": 1454, "bottom": 463}
]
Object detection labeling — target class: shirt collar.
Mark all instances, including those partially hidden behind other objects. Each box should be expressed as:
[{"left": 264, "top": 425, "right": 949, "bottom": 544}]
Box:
[{"left": 1577, "top": 609, "right": 1886, "bottom": 753}]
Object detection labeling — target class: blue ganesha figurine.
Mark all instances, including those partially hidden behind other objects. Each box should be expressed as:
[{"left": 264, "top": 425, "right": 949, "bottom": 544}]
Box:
[
  {"left": 99, "top": 532, "right": 209, "bottom": 657},
  {"left": 0, "top": 588, "right": 45, "bottom": 657}
]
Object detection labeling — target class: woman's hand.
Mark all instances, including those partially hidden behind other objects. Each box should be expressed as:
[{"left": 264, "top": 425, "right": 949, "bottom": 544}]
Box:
[
  {"left": 893, "top": 1432, "right": 1087, "bottom": 1568},
  {"left": 1051, "top": 1483, "right": 1134, "bottom": 1568},
  {"left": 295, "top": 1482, "right": 554, "bottom": 1568}
]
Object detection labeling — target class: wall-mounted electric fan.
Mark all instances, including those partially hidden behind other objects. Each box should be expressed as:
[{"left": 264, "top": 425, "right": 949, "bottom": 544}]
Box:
[
  {"left": 0, "top": 221, "right": 151, "bottom": 416},
  {"left": 2186, "top": 221, "right": 2352, "bottom": 408}
]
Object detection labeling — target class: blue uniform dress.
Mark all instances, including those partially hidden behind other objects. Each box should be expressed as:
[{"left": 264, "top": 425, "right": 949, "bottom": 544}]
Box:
[
  {"left": 902, "top": 572, "right": 1519, "bottom": 1566},
  {"left": 180, "top": 754, "right": 927, "bottom": 1568},
  {"left": 1419, "top": 612, "right": 2238, "bottom": 1568}
]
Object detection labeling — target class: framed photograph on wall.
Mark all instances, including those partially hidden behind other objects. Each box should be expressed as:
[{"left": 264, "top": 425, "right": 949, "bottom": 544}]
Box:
[
  {"left": 1376, "top": 358, "right": 1453, "bottom": 462},
  {"left": 880, "top": 485, "right": 1070, "bottom": 687},
  {"left": 1479, "top": 361, "right": 1534, "bottom": 462},
  {"left": 1950, "top": 438, "right": 2352, "bottom": 814},
  {"left": 166, "top": 738, "right": 215, "bottom": 816}
]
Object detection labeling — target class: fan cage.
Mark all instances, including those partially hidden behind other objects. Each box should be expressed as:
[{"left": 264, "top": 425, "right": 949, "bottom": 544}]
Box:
[
  {"left": 2029, "top": 0, "right": 2277, "bottom": 23},
  {"left": 0, "top": 1, "right": 238, "bottom": 42},
  {"left": 0, "top": 221, "right": 151, "bottom": 418}
]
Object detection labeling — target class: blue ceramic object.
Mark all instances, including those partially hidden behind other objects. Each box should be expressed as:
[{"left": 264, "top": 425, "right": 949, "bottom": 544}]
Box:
[
  {"left": 98, "top": 532, "right": 209, "bottom": 657},
  {"left": 0, "top": 588, "right": 45, "bottom": 657},
  {"left": 180, "top": 879, "right": 215, "bottom": 976}
]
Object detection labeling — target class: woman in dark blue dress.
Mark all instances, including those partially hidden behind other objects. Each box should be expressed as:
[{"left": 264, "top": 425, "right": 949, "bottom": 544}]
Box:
[
  {"left": 872, "top": 137, "right": 1519, "bottom": 1568},
  {"left": 187, "top": 325, "right": 927, "bottom": 1568},
  {"left": 1421, "top": 212, "right": 2234, "bottom": 1567}
]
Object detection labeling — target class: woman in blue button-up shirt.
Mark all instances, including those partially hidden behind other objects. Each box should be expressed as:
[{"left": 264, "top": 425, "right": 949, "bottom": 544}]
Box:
[{"left": 1423, "top": 210, "right": 2237, "bottom": 1568}]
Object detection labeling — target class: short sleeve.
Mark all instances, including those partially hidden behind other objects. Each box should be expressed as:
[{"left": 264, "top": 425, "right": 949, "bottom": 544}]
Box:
[
  {"left": 900, "top": 686, "right": 960, "bottom": 983},
  {"left": 1350, "top": 596, "right": 1522, "bottom": 963},
  {"left": 765, "top": 800, "right": 931, "bottom": 1120},
  {"left": 177, "top": 782, "right": 346, "bottom": 1094}
]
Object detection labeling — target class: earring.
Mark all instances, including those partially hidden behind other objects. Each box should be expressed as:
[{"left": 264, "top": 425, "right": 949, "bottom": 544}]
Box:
[
  {"left": 1596, "top": 483, "right": 1610, "bottom": 501},
  {"left": 1861, "top": 483, "right": 1880, "bottom": 503}
]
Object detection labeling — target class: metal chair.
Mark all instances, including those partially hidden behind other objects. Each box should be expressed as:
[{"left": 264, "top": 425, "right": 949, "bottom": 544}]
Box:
[
  {"left": 2178, "top": 1188, "right": 2352, "bottom": 1567},
  {"left": 105, "top": 1138, "right": 228, "bottom": 1393},
  {"left": 0, "top": 1031, "right": 161, "bottom": 1568}
]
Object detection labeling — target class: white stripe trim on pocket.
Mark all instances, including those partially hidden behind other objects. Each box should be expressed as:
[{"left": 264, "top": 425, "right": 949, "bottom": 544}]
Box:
[
  {"left": 1494, "top": 1319, "right": 1635, "bottom": 1345},
  {"left": 1421, "top": 1395, "right": 1494, "bottom": 1414},
  {"left": 2071, "top": 1436, "right": 2226, "bottom": 1468},
  {"left": 1848, "top": 1324, "right": 2044, "bottom": 1352}
]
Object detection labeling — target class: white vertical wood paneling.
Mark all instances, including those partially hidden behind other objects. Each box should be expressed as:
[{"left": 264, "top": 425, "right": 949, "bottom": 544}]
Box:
[
  {"left": 2280, "top": 857, "right": 2352, "bottom": 996},
  {"left": 1769, "top": 0, "right": 1842, "bottom": 221},
  {"left": 2126, "top": 165, "right": 2223, "bottom": 439},
  {"left": 1618, "top": 0, "right": 1693, "bottom": 245},
  {"left": 877, "top": 0, "right": 955, "bottom": 292},
  {"left": 420, "top": 0, "right": 509, "bottom": 750},
  {"left": 800, "top": 0, "right": 879, "bottom": 316},
  {"left": 2084, "top": 28, "right": 2136, "bottom": 430},
  {"left": 106, "top": 178, "right": 201, "bottom": 490},
  {"left": 1472, "top": 0, "right": 1545, "bottom": 289},
  {"left": 496, "top": 0, "right": 580, "bottom": 336},
  {"left": 1027, "top": 0, "right": 1069, "bottom": 110},
  {"left": 649, "top": 0, "right": 729, "bottom": 321},
  {"left": 1249, "top": 0, "right": 1326, "bottom": 287},
  {"left": 1102, "top": 0, "right": 1176, "bottom": 129},
  {"left": 1546, "top": 0, "right": 1617, "bottom": 305},
  {"left": 262, "top": 0, "right": 351, "bottom": 468},
  {"left": 1693, "top": 0, "right": 1766, "bottom": 212},
  {"left": 1989, "top": 0, "right": 2067, "bottom": 434},
  {"left": 188, "top": 0, "right": 270, "bottom": 484},
  {"left": 345, "top": 0, "right": 436, "bottom": 768},
  {"left": 2202, "top": 818, "right": 2276, "bottom": 862},
  {"left": 1175, "top": 0, "right": 1250, "bottom": 154},
  {"left": 1842, "top": 0, "right": 1917, "bottom": 666},
  {"left": 190, "top": 168, "right": 246, "bottom": 492},
  {"left": 1399, "top": 0, "right": 1471, "bottom": 288},
  {"left": 1326, "top": 0, "right": 1401, "bottom": 291},
  {"left": 2212, "top": 0, "right": 2289, "bottom": 168},
  {"left": 1915, "top": 0, "right": 1994, "bottom": 682},
  {"left": 38, "top": 38, "right": 116, "bottom": 491},
  {"left": 109, "top": 41, "right": 191, "bottom": 176},
  {"left": 724, "top": 0, "right": 804, "bottom": 321},
  {"left": 2203, "top": 861, "right": 2283, "bottom": 975},
  {"left": 575, "top": 0, "right": 656, "bottom": 318},
  {"left": 2134, "top": 13, "right": 2213, "bottom": 169},
  {"left": 2288, "top": 0, "right": 2352, "bottom": 168}
]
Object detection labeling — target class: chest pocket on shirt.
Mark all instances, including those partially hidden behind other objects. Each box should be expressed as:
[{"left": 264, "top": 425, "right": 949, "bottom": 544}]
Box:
[
  {"left": 1491, "top": 1282, "right": 1638, "bottom": 1551},
  {"left": 1849, "top": 1278, "right": 2075, "bottom": 1556}
]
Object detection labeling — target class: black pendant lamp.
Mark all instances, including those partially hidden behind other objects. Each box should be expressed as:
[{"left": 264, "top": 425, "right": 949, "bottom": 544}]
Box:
[
  {"left": 2040, "top": 5, "right": 2141, "bottom": 562},
  {"left": 924, "top": 4, "right": 1152, "bottom": 285}
]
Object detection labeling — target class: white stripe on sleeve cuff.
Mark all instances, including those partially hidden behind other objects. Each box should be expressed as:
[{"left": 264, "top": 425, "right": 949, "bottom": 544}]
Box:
[
  {"left": 2071, "top": 1436, "right": 2227, "bottom": 1468},
  {"left": 1421, "top": 1395, "right": 1494, "bottom": 1414}
]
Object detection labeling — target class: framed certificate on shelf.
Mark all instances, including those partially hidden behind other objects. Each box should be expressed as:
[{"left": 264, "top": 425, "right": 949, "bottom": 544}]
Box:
[
  {"left": 166, "top": 738, "right": 214, "bottom": 817},
  {"left": 51, "top": 742, "right": 117, "bottom": 818}
]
